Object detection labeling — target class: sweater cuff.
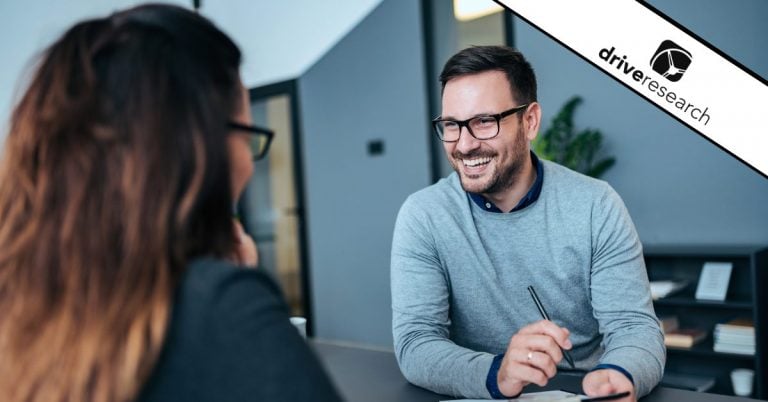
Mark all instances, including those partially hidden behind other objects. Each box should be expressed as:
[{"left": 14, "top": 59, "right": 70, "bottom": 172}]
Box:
[
  {"left": 591, "top": 363, "right": 634, "bottom": 385},
  {"left": 486, "top": 354, "right": 522, "bottom": 399}
]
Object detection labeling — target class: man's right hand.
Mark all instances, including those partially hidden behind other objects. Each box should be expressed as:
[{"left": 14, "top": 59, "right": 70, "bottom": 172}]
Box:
[{"left": 496, "top": 320, "right": 573, "bottom": 397}]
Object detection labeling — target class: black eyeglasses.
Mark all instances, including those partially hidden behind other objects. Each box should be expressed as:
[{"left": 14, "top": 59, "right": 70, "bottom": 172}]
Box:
[
  {"left": 432, "top": 104, "right": 529, "bottom": 142},
  {"left": 228, "top": 121, "right": 274, "bottom": 161}
]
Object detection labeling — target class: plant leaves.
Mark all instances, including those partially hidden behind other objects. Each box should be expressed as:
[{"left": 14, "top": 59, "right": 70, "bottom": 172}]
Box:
[
  {"left": 587, "top": 158, "right": 616, "bottom": 179},
  {"left": 535, "top": 95, "right": 615, "bottom": 178}
]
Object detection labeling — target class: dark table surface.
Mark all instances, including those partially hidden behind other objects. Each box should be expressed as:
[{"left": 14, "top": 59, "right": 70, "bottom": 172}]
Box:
[{"left": 312, "top": 340, "right": 759, "bottom": 402}]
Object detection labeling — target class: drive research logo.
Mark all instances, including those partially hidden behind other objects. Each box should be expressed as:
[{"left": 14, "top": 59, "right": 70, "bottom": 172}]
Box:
[
  {"left": 598, "top": 45, "right": 711, "bottom": 126},
  {"left": 649, "top": 40, "right": 692, "bottom": 82}
]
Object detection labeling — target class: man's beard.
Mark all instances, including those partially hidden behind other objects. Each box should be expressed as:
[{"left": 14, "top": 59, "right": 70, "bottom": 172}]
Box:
[{"left": 451, "top": 127, "right": 529, "bottom": 195}]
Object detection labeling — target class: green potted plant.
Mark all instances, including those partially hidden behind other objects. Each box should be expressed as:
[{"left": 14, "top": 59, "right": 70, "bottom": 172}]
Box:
[{"left": 533, "top": 96, "right": 615, "bottom": 179}]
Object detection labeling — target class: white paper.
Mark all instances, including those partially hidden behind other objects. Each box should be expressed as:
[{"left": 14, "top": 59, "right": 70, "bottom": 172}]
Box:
[{"left": 442, "top": 390, "right": 581, "bottom": 402}]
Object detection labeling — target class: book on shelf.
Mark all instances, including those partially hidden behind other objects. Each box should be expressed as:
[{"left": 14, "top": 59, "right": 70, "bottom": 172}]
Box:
[
  {"left": 658, "top": 315, "right": 679, "bottom": 333},
  {"left": 664, "top": 328, "right": 708, "bottom": 348},
  {"left": 715, "top": 317, "right": 755, "bottom": 334},
  {"left": 714, "top": 317, "right": 755, "bottom": 355},
  {"left": 714, "top": 332, "right": 755, "bottom": 344},
  {"left": 650, "top": 280, "right": 689, "bottom": 300},
  {"left": 661, "top": 372, "right": 716, "bottom": 392},
  {"left": 713, "top": 343, "right": 755, "bottom": 355}
]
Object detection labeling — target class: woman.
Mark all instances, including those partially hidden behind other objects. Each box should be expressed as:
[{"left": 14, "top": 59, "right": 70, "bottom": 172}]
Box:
[{"left": 0, "top": 4, "right": 341, "bottom": 402}]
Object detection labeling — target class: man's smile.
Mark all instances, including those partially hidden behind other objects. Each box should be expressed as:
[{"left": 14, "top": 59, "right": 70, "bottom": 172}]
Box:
[{"left": 461, "top": 156, "right": 493, "bottom": 167}]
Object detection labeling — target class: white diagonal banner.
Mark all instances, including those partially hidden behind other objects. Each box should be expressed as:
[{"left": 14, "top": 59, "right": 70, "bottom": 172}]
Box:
[{"left": 497, "top": 0, "right": 768, "bottom": 177}]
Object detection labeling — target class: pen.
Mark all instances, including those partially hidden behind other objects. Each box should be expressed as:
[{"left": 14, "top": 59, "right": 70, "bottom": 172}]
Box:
[{"left": 527, "top": 285, "right": 576, "bottom": 369}]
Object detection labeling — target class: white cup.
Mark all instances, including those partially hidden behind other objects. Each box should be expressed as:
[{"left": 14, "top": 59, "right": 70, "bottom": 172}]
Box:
[
  {"left": 731, "top": 368, "right": 754, "bottom": 397},
  {"left": 290, "top": 317, "right": 307, "bottom": 339}
]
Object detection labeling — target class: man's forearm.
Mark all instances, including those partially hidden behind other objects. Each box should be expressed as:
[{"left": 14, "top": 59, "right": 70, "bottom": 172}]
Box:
[{"left": 394, "top": 323, "right": 495, "bottom": 398}]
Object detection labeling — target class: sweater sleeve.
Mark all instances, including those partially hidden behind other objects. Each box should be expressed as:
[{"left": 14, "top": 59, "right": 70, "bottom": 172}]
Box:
[
  {"left": 589, "top": 184, "right": 665, "bottom": 397},
  {"left": 391, "top": 197, "right": 495, "bottom": 399}
]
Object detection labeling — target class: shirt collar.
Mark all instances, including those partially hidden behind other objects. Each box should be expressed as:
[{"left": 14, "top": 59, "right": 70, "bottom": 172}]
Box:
[{"left": 468, "top": 152, "right": 544, "bottom": 213}]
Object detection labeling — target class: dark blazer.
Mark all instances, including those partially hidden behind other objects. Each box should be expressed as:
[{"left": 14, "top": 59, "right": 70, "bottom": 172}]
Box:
[{"left": 139, "top": 258, "right": 342, "bottom": 401}]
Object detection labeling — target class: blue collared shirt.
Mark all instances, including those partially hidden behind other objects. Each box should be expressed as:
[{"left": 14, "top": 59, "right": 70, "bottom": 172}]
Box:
[{"left": 468, "top": 152, "right": 544, "bottom": 213}]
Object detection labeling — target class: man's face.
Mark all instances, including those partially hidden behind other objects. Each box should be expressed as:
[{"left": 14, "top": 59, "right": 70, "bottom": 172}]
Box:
[{"left": 441, "top": 70, "right": 538, "bottom": 195}]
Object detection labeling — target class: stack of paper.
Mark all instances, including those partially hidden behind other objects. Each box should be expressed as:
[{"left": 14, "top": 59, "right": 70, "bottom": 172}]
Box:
[
  {"left": 443, "top": 391, "right": 581, "bottom": 402},
  {"left": 714, "top": 318, "right": 755, "bottom": 355},
  {"left": 442, "top": 390, "right": 629, "bottom": 401}
]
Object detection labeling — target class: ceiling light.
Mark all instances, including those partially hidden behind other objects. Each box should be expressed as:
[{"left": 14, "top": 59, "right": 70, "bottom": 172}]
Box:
[{"left": 453, "top": 0, "right": 504, "bottom": 21}]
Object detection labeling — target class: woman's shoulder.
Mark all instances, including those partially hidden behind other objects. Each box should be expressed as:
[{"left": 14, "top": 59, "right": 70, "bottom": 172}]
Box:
[
  {"left": 140, "top": 258, "right": 342, "bottom": 401},
  {"left": 182, "top": 257, "right": 282, "bottom": 297},
  {"left": 175, "top": 257, "right": 288, "bottom": 329},
  {"left": 184, "top": 257, "right": 279, "bottom": 289}
]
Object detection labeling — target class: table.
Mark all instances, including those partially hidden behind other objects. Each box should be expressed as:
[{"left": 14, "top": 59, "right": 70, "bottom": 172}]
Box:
[{"left": 312, "top": 340, "right": 759, "bottom": 402}]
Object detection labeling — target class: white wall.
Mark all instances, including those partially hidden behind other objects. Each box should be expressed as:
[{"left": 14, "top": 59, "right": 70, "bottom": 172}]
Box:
[
  {"left": 202, "top": 1, "right": 383, "bottom": 89},
  {"left": 0, "top": 0, "right": 383, "bottom": 146},
  {"left": 0, "top": 0, "right": 173, "bottom": 143}
]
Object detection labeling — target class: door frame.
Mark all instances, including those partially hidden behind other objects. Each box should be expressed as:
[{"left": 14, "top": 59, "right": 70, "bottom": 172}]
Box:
[{"left": 248, "top": 79, "right": 314, "bottom": 336}]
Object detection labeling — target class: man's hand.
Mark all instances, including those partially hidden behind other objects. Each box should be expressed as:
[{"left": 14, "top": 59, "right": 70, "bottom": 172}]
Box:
[
  {"left": 582, "top": 369, "right": 636, "bottom": 402},
  {"left": 497, "top": 320, "right": 572, "bottom": 397},
  {"left": 231, "top": 219, "right": 258, "bottom": 267}
]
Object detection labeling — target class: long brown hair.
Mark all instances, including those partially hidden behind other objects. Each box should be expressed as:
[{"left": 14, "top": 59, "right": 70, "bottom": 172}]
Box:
[{"left": 0, "top": 4, "right": 242, "bottom": 401}]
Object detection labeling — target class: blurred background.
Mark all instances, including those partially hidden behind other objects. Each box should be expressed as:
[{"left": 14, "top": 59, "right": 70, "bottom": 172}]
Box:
[{"left": 0, "top": 0, "right": 766, "bottom": 350}]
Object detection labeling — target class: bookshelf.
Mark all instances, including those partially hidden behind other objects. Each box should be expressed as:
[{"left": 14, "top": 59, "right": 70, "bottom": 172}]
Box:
[
  {"left": 654, "top": 296, "right": 753, "bottom": 310},
  {"left": 644, "top": 245, "right": 768, "bottom": 399},
  {"left": 666, "top": 338, "right": 754, "bottom": 360}
]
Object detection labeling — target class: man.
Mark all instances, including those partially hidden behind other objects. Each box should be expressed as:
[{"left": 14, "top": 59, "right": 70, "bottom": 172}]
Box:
[{"left": 391, "top": 46, "right": 664, "bottom": 400}]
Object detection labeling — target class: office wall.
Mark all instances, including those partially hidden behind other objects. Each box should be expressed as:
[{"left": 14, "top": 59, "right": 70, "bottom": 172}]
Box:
[
  {"left": 0, "top": 0, "right": 384, "bottom": 147},
  {"left": 201, "top": 0, "right": 383, "bottom": 88},
  {"left": 298, "top": 0, "right": 431, "bottom": 347},
  {"left": 0, "top": 0, "right": 166, "bottom": 145},
  {"left": 514, "top": 0, "right": 768, "bottom": 246}
]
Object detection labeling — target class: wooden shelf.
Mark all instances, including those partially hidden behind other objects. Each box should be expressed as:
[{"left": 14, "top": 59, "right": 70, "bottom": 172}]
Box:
[{"left": 666, "top": 338, "right": 754, "bottom": 360}]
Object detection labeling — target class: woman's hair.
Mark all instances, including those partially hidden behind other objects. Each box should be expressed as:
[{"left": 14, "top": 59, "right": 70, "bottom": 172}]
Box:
[{"left": 0, "top": 4, "right": 242, "bottom": 401}]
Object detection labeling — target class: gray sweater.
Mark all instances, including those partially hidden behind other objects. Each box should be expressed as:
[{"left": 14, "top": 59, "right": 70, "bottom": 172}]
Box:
[{"left": 391, "top": 160, "right": 665, "bottom": 399}]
